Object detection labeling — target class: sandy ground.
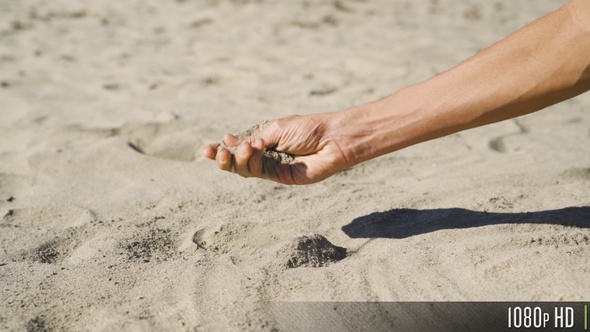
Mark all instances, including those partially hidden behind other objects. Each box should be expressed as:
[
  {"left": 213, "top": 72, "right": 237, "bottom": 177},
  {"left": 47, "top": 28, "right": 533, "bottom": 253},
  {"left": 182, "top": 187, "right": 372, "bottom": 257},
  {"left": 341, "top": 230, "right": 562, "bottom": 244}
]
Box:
[{"left": 1, "top": 0, "right": 590, "bottom": 330}]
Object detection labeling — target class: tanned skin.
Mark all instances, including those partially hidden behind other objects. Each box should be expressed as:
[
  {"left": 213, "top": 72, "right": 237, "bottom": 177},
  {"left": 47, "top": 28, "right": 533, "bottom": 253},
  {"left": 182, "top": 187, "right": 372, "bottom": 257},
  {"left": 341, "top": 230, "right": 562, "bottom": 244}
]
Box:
[{"left": 203, "top": 0, "right": 590, "bottom": 185}]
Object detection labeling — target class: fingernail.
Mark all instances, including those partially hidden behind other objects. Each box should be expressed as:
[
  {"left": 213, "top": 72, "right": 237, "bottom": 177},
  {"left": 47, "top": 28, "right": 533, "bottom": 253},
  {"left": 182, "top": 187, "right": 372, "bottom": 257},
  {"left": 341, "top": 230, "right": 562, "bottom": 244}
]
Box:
[{"left": 228, "top": 134, "right": 239, "bottom": 145}]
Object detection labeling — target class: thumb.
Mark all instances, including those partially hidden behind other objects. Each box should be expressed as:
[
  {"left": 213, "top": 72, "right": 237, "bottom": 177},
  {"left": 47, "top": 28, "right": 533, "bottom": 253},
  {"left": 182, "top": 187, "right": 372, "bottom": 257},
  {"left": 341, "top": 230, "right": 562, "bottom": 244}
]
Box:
[
  {"left": 253, "top": 119, "right": 282, "bottom": 149},
  {"left": 254, "top": 116, "right": 303, "bottom": 152}
]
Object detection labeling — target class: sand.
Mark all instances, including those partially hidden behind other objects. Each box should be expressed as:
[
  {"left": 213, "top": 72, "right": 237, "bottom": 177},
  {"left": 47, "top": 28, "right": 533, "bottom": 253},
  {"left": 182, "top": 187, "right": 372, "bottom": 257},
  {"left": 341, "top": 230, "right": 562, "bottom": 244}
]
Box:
[
  {"left": 1, "top": 0, "right": 590, "bottom": 330},
  {"left": 214, "top": 120, "right": 295, "bottom": 178}
]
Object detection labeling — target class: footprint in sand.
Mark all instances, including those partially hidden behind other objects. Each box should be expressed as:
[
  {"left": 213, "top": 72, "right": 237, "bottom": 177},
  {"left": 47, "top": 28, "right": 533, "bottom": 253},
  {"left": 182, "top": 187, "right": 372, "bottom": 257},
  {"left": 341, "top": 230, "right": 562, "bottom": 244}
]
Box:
[
  {"left": 122, "top": 120, "right": 203, "bottom": 162},
  {"left": 192, "top": 222, "right": 257, "bottom": 254},
  {"left": 191, "top": 226, "right": 347, "bottom": 269}
]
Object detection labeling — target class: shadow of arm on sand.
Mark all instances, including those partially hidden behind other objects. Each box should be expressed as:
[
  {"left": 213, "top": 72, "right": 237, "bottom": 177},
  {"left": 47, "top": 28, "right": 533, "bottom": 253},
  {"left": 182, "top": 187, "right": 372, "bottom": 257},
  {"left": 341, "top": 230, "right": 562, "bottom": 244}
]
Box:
[{"left": 342, "top": 207, "right": 590, "bottom": 239}]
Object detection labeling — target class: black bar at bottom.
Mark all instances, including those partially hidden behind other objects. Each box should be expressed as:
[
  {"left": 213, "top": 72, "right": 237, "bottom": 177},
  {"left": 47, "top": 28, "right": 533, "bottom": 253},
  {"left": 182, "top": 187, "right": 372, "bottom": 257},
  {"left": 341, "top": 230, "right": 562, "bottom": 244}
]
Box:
[{"left": 266, "top": 302, "right": 588, "bottom": 332}]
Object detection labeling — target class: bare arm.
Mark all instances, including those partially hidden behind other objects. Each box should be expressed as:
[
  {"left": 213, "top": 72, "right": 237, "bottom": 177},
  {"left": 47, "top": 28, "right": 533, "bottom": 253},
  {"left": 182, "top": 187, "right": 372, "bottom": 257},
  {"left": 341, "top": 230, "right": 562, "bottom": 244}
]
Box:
[
  {"left": 338, "top": 0, "right": 590, "bottom": 165},
  {"left": 204, "top": 0, "right": 590, "bottom": 185}
]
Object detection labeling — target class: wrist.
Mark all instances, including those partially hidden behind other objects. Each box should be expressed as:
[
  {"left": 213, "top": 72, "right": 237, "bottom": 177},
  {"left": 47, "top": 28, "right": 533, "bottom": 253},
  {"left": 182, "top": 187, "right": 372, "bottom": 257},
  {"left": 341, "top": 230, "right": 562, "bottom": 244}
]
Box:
[
  {"left": 334, "top": 82, "right": 459, "bottom": 164},
  {"left": 334, "top": 88, "right": 417, "bottom": 160}
]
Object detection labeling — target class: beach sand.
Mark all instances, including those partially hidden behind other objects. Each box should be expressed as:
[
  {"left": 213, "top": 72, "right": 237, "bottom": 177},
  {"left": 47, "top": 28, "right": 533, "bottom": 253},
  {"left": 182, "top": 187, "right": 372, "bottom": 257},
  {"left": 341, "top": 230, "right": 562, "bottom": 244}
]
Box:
[{"left": 1, "top": 0, "right": 590, "bottom": 330}]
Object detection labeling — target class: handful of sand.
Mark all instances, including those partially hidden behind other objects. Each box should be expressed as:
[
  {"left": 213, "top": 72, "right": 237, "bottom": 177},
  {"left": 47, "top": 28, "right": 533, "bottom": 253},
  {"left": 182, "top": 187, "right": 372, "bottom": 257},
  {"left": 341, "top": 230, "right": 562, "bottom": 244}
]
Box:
[{"left": 214, "top": 120, "right": 295, "bottom": 178}]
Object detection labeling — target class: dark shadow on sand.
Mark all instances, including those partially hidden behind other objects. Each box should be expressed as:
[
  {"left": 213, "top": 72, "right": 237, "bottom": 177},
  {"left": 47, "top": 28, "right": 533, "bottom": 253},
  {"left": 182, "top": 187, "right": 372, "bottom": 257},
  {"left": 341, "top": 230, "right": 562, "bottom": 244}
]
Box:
[{"left": 342, "top": 207, "right": 590, "bottom": 239}]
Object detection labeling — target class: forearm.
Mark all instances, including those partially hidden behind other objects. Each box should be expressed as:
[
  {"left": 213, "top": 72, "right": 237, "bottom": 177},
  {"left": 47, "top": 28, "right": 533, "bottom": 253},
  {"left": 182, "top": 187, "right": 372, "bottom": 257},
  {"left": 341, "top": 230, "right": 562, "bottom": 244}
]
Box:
[{"left": 340, "top": 0, "right": 590, "bottom": 164}]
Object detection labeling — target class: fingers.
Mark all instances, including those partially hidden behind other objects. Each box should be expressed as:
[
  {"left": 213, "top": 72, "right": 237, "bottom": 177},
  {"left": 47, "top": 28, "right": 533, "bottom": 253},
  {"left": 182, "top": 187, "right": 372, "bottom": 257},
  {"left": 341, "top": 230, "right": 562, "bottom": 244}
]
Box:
[
  {"left": 234, "top": 141, "right": 253, "bottom": 174},
  {"left": 209, "top": 136, "right": 267, "bottom": 179},
  {"left": 205, "top": 128, "right": 287, "bottom": 180},
  {"left": 202, "top": 143, "right": 219, "bottom": 160},
  {"left": 205, "top": 139, "right": 300, "bottom": 184},
  {"left": 201, "top": 133, "right": 243, "bottom": 163},
  {"left": 233, "top": 138, "right": 266, "bottom": 178},
  {"left": 223, "top": 133, "right": 241, "bottom": 147},
  {"left": 215, "top": 147, "right": 233, "bottom": 172},
  {"left": 249, "top": 138, "right": 265, "bottom": 177}
]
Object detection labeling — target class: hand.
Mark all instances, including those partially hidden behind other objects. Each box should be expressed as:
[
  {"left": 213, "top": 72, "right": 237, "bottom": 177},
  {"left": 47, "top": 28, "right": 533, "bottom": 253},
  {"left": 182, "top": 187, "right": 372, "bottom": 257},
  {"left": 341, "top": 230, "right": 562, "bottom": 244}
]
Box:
[{"left": 202, "top": 113, "right": 353, "bottom": 185}]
